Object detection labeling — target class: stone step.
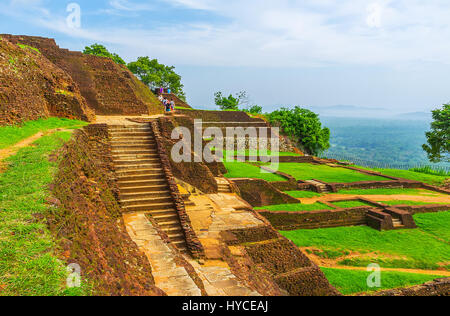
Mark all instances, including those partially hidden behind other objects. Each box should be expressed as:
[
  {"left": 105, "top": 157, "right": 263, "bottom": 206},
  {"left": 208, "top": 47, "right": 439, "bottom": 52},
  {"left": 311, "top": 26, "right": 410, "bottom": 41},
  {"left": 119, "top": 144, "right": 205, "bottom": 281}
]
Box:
[
  {"left": 119, "top": 184, "right": 169, "bottom": 194},
  {"left": 113, "top": 153, "right": 160, "bottom": 159},
  {"left": 118, "top": 179, "right": 167, "bottom": 188},
  {"left": 114, "top": 163, "right": 162, "bottom": 170},
  {"left": 109, "top": 127, "right": 151, "bottom": 132},
  {"left": 116, "top": 168, "right": 163, "bottom": 177},
  {"left": 121, "top": 196, "right": 173, "bottom": 207},
  {"left": 167, "top": 233, "right": 185, "bottom": 242},
  {"left": 120, "top": 190, "right": 171, "bottom": 200},
  {"left": 158, "top": 220, "right": 182, "bottom": 230},
  {"left": 122, "top": 202, "right": 175, "bottom": 213},
  {"left": 162, "top": 226, "right": 184, "bottom": 234},
  {"left": 114, "top": 158, "right": 160, "bottom": 165},
  {"left": 110, "top": 137, "right": 155, "bottom": 142},
  {"left": 151, "top": 212, "right": 180, "bottom": 222},
  {"left": 118, "top": 173, "right": 165, "bottom": 182},
  {"left": 110, "top": 131, "right": 153, "bottom": 137},
  {"left": 112, "top": 149, "right": 157, "bottom": 155}
]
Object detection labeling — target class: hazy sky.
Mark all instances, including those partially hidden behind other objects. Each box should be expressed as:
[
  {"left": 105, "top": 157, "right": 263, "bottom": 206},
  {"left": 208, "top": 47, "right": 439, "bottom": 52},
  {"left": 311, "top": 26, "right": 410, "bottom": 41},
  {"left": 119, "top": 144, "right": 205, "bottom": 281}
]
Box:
[{"left": 1, "top": 0, "right": 449, "bottom": 112}]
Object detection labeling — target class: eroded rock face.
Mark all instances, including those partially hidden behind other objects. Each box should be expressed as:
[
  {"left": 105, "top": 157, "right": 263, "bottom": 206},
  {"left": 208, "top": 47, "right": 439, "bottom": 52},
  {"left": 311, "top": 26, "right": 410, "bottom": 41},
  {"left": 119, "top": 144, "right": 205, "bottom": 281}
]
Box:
[
  {"left": 2, "top": 35, "right": 162, "bottom": 117},
  {"left": 0, "top": 37, "right": 94, "bottom": 125}
]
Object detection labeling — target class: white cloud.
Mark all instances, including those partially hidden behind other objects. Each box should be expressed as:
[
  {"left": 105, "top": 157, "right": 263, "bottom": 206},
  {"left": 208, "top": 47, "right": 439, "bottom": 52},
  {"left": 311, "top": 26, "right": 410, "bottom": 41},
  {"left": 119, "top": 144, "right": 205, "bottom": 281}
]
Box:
[{"left": 2, "top": 0, "right": 450, "bottom": 68}]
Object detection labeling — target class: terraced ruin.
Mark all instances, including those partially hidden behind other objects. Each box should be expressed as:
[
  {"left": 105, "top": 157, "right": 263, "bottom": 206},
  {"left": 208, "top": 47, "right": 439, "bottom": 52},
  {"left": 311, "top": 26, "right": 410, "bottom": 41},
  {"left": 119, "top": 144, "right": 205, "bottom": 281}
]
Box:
[{"left": 0, "top": 35, "right": 449, "bottom": 296}]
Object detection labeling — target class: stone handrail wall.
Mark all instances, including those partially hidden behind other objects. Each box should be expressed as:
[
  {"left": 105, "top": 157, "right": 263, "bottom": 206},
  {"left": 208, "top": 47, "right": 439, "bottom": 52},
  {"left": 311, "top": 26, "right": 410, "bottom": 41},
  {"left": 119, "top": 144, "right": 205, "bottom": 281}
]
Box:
[{"left": 150, "top": 121, "right": 205, "bottom": 259}]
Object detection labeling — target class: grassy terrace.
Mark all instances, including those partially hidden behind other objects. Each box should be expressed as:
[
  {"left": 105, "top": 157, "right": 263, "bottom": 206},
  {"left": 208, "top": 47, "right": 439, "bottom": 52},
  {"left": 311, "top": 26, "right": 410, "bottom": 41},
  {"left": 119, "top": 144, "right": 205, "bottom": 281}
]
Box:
[
  {"left": 331, "top": 200, "right": 373, "bottom": 208},
  {"left": 0, "top": 118, "right": 87, "bottom": 149},
  {"left": 223, "top": 161, "right": 285, "bottom": 182},
  {"left": 352, "top": 166, "right": 449, "bottom": 187},
  {"left": 255, "top": 202, "right": 333, "bottom": 212},
  {"left": 379, "top": 200, "right": 449, "bottom": 206},
  {"left": 334, "top": 188, "right": 434, "bottom": 196},
  {"left": 0, "top": 130, "right": 88, "bottom": 296},
  {"left": 281, "top": 211, "right": 450, "bottom": 271},
  {"left": 269, "top": 163, "right": 390, "bottom": 183},
  {"left": 321, "top": 267, "right": 444, "bottom": 295},
  {"left": 284, "top": 190, "right": 322, "bottom": 198}
]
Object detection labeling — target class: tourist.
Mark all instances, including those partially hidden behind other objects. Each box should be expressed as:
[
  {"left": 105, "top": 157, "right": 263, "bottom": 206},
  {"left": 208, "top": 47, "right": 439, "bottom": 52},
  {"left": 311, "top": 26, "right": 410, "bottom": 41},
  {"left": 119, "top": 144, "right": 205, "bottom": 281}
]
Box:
[
  {"left": 165, "top": 100, "right": 171, "bottom": 113},
  {"left": 170, "top": 100, "right": 175, "bottom": 112},
  {"left": 158, "top": 94, "right": 163, "bottom": 102},
  {"left": 167, "top": 88, "right": 171, "bottom": 94}
]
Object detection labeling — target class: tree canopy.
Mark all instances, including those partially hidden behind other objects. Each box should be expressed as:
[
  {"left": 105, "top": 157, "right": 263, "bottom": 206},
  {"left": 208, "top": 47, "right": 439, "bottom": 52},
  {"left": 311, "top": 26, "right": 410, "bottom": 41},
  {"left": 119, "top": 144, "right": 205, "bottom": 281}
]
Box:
[
  {"left": 214, "top": 91, "right": 249, "bottom": 111},
  {"left": 83, "top": 44, "right": 126, "bottom": 65},
  {"left": 268, "top": 106, "right": 330, "bottom": 156},
  {"left": 423, "top": 104, "right": 449, "bottom": 163},
  {"left": 127, "top": 57, "right": 185, "bottom": 100}
]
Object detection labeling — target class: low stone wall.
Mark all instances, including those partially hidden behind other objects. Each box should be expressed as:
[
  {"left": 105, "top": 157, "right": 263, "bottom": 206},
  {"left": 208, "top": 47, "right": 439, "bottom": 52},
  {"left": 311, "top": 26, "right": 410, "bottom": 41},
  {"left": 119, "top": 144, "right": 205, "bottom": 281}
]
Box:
[
  {"left": 221, "top": 226, "right": 341, "bottom": 296},
  {"left": 397, "top": 204, "right": 450, "bottom": 214},
  {"left": 150, "top": 121, "right": 205, "bottom": 259},
  {"left": 258, "top": 208, "right": 369, "bottom": 231},
  {"left": 361, "top": 278, "right": 450, "bottom": 296},
  {"left": 231, "top": 178, "right": 300, "bottom": 207}
]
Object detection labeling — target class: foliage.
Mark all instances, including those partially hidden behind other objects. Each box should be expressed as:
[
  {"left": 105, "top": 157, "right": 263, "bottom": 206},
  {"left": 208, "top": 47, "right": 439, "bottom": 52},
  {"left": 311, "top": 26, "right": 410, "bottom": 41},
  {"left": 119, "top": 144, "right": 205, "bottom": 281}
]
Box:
[
  {"left": 267, "top": 107, "right": 330, "bottom": 155},
  {"left": 321, "top": 268, "right": 444, "bottom": 295},
  {"left": 127, "top": 57, "right": 185, "bottom": 100},
  {"left": 223, "top": 161, "right": 285, "bottom": 182},
  {"left": 271, "top": 163, "right": 389, "bottom": 183},
  {"left": 410, "top": 166, "right": 449, "bottom": 177},
  {"left": 254, "top": 202, "right": 333, "bottom": 212},
  {"left": 423, "top": 104, "right": 450, "bottom": 163},
  {"left": 17, "top": 43, "right": 40, "bottom": 54},
  {"left": 83, "top": 43, "right": 125, "bottom": 65},
  {"left": 214, "top": 91, "right": 249, "bottom": 111},
  {"left": 244, "top": 105, "right": 263, "bottom": 114},
  {"left": 281, "top": 211, "right": 450, "bottom": 270},
  {"left": 0, "top": 132, "right": 89, "bottom": 295},
  {"left": 0, "top": 118, "right": 88, "bottom": 149}
]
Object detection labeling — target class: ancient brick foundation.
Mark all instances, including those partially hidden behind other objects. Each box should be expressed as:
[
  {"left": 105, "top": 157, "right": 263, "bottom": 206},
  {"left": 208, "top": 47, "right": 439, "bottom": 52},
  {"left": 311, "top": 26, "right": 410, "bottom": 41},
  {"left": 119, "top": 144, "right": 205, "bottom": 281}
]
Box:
[{"left": 150, "top": 121, "right": 205, "bottom": 259}]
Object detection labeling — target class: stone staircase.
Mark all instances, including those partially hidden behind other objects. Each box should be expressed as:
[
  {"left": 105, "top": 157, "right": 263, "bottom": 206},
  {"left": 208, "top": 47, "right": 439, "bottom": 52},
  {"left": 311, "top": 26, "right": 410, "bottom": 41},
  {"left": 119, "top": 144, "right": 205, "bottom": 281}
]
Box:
[
  {"left": 306, "top": 180, "right": 331, "bottom": 193},
  {"left": 109, "top": 125, "right": 188, "bottom": 253},
  {"left": 216, "top": 178, "right": 232, "bottom": 193}
]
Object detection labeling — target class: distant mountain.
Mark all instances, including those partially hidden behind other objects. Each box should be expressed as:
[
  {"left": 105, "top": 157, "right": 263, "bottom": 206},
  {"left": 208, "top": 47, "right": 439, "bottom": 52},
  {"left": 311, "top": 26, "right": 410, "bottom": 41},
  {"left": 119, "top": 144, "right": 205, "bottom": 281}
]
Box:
[
  {"left": 304, "top": 105, "right": 393, "bottom": 118},
  {"left": 396, "top": 111, "right": 432, "bottom": 121}
]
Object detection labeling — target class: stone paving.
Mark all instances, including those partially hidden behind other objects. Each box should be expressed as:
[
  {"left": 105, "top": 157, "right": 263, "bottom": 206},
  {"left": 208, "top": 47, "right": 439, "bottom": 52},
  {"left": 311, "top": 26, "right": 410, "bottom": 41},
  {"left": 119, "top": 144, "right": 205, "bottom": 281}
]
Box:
[{"left": 123, "top": 212, "right": 202, "bottom": 296}]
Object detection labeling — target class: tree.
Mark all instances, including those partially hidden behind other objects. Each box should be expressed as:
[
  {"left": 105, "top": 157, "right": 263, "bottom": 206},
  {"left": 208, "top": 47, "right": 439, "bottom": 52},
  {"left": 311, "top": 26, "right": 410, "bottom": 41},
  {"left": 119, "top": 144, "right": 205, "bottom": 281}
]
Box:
[
  {"left": 214, "top": 91, "right": 249, "bottom": 111},
  {"left": 268, "top": 106, "right": 330, "bottom": 156},
  {"left": 244, "top": 105, "right": 263, "bottom": 114},
  {"left": 423, "top": 104, "right": 449, "bottom": 163},
  {"left": 83, "top": 44, "right": 125, "bottom": 65},
  {"left": 127, "top": 57, "right": 185, "bottom": 100}
]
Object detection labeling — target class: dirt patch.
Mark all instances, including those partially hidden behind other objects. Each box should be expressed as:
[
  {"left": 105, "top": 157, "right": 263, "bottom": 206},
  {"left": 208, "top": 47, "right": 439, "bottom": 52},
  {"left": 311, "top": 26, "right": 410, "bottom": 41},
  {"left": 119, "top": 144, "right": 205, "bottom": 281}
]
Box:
[{"left": 48, "top": 126, "right": 164, "bottom": 296}]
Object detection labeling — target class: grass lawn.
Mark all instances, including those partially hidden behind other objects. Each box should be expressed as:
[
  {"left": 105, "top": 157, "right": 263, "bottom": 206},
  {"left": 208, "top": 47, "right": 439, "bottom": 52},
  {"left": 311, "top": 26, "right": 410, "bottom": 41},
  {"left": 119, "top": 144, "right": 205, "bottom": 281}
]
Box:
[
  {"left": 281, "top": 211, "right": 450, "bottom": 270},
  {"left": 0, "top": 132, "right": 88, "bottom": 296},
  {"left": 222, "top": 150, "right": 300, "bottom": 157},
  {"left": 0, "top": 118, "right": 87, "bottom": 149},
  {"left": 334, "top": 188, "right": 432, "bottom": 196},
  {"left": 271, "top": 163, "right": 390, "bottom": 183},
  {"left": 254, "top": 202, "right": 333, "bottom": 212},
  {"left": 353, "top": 166, "right": 449, "bottom": 187},
  {"left": 284, "top": 190, "right": 322, "bottom": 198},
  {"left": 379, "top": 200, "right": 448, "bottom": 206},
  {"left": 223, "top": 161, "right": 286, "bottom": 182},
  {"left": 331, "top": 200, "right": 373, "bottom": 208},
  {"left": 321, "top": 267, "right": 444, "bottom": 295}
]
